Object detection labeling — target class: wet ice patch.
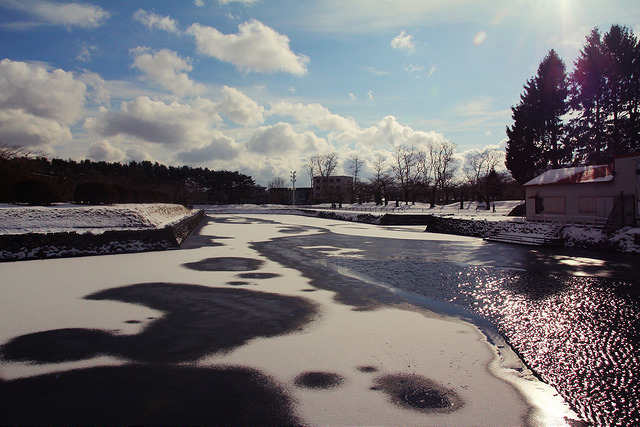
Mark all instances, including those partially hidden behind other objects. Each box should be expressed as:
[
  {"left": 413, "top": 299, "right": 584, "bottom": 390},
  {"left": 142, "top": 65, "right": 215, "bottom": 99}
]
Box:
[
  {"left": 182, "top": 257, "right": 263, "bottom": 272},
  {"left": 372, "top": 373, "right": 462, "bottom": 413},
  {"left": 1, "top": 283, "right": 319, "bottom": 364},
  {"left": 294, "top": 371, "right": 345, "bottom": 389}
]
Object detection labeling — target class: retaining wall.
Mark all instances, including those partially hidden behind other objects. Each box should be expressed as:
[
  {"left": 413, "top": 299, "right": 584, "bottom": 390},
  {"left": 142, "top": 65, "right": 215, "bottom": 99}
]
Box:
[{"left": 0, "top": 209, "right": 205, "bottom": 262}]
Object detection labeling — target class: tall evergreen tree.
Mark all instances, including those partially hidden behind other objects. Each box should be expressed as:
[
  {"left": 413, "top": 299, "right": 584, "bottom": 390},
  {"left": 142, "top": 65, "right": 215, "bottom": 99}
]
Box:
[
  {"left": 505, "top": 50, "right": 569, "bottom": 184},
  {"left": 570, "top": 25, "right": 640, "bottom": 163}
]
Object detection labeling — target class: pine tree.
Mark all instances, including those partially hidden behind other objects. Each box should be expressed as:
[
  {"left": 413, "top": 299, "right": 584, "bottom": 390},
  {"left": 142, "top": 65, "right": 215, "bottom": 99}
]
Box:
[
  {"left": 505, "top": 50, "right": 569, "bottom": 184},
  {"left": 570, "top": 25, "right": 640, "bottom": 163}
]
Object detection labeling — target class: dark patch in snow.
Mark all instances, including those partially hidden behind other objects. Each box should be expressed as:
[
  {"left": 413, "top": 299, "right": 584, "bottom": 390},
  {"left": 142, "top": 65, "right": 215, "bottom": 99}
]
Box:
[
  {"left": 278, "top": 226, "right": 314, "bottom": 234},
  {"left": 293, "top": 371, "right": 345, "bottom": 389},
  {"left": 0, "top": 283, "right": 318, "bottom": 364},
  {"left": 236, "top": 272, "right": 281, "bottom": 279},
  {"left": 372, "top": 373, "right": 462, "bottom": 413},
  {"left": 227, "top": 281, "right": 255, "bottom": 286},
  {"left": 182, "top": 257, "right": 263, "bottom": 272},
  {"left": 0, "top": 365, "right": 301, "bottom": 425},
  {"left": 357, "top": 365, "right": 378, "bottom": 373}
]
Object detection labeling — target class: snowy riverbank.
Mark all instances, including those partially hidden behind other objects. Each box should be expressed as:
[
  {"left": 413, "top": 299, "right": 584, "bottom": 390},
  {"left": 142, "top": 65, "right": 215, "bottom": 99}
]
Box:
[
  {"left": 0, "top": 204, "right": 202, "bottom": 261},
  {"left": 203, "top": 202, "right": 640, "bottom": 254}
]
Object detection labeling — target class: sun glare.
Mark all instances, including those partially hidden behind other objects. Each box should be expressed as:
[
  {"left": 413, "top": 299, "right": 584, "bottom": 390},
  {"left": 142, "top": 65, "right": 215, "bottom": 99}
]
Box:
[{"left": 473, "top": 31, "right": 487, "bottom": 45}]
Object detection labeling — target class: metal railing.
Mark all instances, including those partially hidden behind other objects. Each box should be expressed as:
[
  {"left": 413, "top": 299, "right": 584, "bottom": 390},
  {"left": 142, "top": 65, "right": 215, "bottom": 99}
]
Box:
[{"left": 528, "top": 214, "right": 607, "bottom": 228}]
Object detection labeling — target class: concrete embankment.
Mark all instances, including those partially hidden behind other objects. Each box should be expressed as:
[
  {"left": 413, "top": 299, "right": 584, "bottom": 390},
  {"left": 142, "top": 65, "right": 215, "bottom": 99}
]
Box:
[{"left": 0, "top": 209, "right": 205, "bottom": 262}]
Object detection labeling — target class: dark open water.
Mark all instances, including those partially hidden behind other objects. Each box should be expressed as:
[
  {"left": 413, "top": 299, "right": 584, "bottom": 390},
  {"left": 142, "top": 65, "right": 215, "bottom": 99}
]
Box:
[{"left": 250, "top": 222, "right": 640, "bottom": 427}]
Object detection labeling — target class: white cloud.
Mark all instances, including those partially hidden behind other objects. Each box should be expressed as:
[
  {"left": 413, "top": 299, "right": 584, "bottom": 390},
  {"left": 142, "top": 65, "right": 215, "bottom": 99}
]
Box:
[
  {"left": 0, "top": 59, "right": 87, "bottom": 124},
  {"left": 404, "top": 64, "right": 423, "bottom": 73},
  {"left": 367, "top": 90, "right": 374, "bottom": 101},
  {"left": 187, "top": 20, "right": 309, "bottom": 75},
  {"left": 125, "top": 146, "right": 153, "bottom": 162},
  {"left": 3, "top": 0, "right": 110, "bottom": 29},
  {"left": 218, "top": 86, "right": 265, "bottom": 126},
  {"left": 87, "top": 140, "right": 125, "bottom": 162},
  {"left": 131, "top": 48, "right": 205, "bottom": 97},
  {"left": 268, "top": 101, "right": 359, "bottom": 132},
  {"left": 349, "top": 93, "right": 357, "bottom": 101},
  {"left": 339, "top": 115, "right": 446, "bottom": 151},
  {"left": 391, "top": 31, "right": 416, "bottom": 52},
  {"left": 133, "top": 9, "right": 179, "bottom": 34},
  {"left": 176, "top": 131, "right": 239, "bottom": 163},
  {"left": 0, "top": 109, "right": 72, "bottom": 148},
  {"left": 88, "top": 96, "right": 222, "bottom": 147},
  {"left": 367, "top": 67, "right": 391, "bottom": 76},
  {"left": 75, "top": 44, "right": 97, "bottom": 62},
  {"left": 246, "top": 122, "right": 329, "bottom": 155},
  {"left": 79, "top": 71, "right": 109, "bottom": 105}
]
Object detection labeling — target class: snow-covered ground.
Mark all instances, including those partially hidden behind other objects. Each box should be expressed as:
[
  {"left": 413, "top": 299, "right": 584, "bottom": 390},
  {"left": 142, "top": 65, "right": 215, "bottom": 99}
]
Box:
[{"left": 0, "top": 203, "right": 193, "bottom": 235}]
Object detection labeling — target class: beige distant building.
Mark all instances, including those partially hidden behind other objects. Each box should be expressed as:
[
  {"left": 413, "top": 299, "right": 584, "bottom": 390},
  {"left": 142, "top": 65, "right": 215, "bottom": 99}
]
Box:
[
  {"left": 312, "top": 175, "right": 353, "bottom": 204},
  {"left": 523, "top": 152, "right": 640, "bottom": 227}
]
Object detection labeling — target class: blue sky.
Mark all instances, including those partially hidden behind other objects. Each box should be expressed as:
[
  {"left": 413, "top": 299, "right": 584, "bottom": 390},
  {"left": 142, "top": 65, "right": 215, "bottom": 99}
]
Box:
[{"left": 1, "top": 0, "right": 638, "bottom": 185}]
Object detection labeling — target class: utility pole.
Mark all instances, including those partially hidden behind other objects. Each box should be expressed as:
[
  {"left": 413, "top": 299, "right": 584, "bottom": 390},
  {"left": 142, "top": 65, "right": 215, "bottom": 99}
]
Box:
[{"left": 290, "top": 170, "right": 296, "bottom": 205}]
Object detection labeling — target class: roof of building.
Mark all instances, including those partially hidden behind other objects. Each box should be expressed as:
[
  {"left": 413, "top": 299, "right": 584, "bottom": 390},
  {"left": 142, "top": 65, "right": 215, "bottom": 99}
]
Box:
[{"left": 523, "top": 164, "right": 614, "bottom": 187}]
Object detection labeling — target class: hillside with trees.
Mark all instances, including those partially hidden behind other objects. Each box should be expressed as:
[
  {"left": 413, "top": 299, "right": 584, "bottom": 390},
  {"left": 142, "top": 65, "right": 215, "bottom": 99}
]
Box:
[
  {"left": 0, "top": 145, "right": 258, "bottom": 205},
  {"left": 506, "top": 24, "right": 640, "bottom": 184}
]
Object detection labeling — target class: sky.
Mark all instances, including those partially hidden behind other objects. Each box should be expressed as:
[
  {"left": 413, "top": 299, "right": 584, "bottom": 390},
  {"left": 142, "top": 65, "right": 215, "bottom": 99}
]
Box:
[{"left": 0, "top": 0, "right": 639, "bottom": 186}]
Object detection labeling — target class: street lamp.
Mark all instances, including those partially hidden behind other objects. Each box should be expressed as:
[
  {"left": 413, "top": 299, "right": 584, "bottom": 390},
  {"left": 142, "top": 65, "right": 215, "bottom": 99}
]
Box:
[{"left": 290, "top": 170, "right": 296, "bottom": 205}]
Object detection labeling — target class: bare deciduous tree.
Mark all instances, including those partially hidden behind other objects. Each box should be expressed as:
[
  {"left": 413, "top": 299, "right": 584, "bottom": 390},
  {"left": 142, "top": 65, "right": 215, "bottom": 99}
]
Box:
[
  {"left": 464, "top": 149, "right": 503, "bottom": 209},
  {"left": 391, "top": 145, "right": 418, "bottom": 204},
  {"left": 0, "top": 144, "right": 45, "bottom": 160},
  {"left": 427, "top": 140, "right": 458, "bottom": 207},
  {"left": 268, "top": 176, "right": 289, "bottom": 189},
  {"left": 348, "top": 154, "right": 363, "bottom": 203},
  {"left": 369, "top": 153, "right": 390, "bottom": 205},
  {"left": 308, "top": 153, "right": 339, "bottom": 204}
]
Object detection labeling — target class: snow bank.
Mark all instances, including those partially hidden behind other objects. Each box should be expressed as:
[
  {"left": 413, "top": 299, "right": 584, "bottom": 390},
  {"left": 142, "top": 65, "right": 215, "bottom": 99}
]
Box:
[
  {"left": 0, "top": 203, "right": 192, "bottom": 235},
  {"left": 0, "top": 204, "right": 203, "bottom": 262}
]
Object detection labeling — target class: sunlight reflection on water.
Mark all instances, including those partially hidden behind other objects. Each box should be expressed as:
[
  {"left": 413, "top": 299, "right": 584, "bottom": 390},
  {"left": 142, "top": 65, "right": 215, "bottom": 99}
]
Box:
[{"left": 329, "top": 258, "right": 640, "bottom": 427}]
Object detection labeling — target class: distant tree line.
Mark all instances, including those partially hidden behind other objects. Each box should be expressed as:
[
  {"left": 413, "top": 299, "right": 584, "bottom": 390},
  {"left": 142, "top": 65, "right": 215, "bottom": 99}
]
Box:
[
  {"left": 506, "top": 24, "right": 640, "bottom": 184},
  {"left": 0, "top": 145, "right": 258, "bottom": 205},
  {"left": 295, "top": 147, "right": 520, "bottom": 209}
]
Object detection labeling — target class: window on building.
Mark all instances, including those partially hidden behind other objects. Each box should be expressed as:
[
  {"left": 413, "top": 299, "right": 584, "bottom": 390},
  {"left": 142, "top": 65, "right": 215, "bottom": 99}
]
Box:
[
  {"left": 543, "top": 197, "right": 565, "bottom": 214},
  {"left": 336, "top": 178, "right": 341, "bottom": 182},
  {"left": 329, "top": 178, "right": 333, "bottom": 183}
]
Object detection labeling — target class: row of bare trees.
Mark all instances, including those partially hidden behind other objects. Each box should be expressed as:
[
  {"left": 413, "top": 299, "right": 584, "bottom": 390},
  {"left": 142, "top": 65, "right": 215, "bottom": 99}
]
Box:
[
  {"left": 360, "top": 142, "right": 508, "bottom": 208},
  {"left": 279, "top": 142, "right": 515, "bottom": 208}
]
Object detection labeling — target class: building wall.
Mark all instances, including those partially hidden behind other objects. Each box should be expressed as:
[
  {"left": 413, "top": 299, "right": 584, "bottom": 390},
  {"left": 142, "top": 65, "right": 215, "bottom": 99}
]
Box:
[
  {"left": 525, "top": 153, "right": 640, "bottom": 222},
  {"left": 312, "top": 176, "right": 353, "bottom": 204}
]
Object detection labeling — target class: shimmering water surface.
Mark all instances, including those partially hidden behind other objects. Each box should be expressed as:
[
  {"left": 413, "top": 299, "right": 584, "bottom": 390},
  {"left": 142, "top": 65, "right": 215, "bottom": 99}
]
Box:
[{"left": 252, "top": 225, "right": 640, "bottom": 427}]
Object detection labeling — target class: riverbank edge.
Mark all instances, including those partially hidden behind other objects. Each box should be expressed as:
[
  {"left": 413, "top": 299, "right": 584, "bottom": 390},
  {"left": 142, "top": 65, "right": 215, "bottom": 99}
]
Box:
[
  {"left": 0, "top": 209, "right": 205, "bottom": 262},
  {"left": 297, "top": 209, "right": 639, "bottom": 254}
]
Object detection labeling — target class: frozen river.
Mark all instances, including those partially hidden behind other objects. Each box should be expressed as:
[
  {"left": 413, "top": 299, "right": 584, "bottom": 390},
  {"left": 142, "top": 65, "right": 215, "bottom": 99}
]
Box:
[
  {"left": 1, "top": 213, "right": 637, "bottom": 426},
  {"left": 245, "top": 215, "right": 639, "bottom": 427}
]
